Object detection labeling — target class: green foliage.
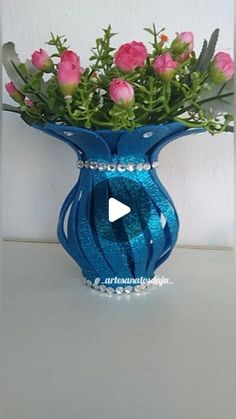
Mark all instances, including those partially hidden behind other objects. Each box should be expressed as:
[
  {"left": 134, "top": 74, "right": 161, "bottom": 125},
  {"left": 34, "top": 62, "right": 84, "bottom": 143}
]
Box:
[
  {"left": 90, "top": 25, "right": 117, "bottom": 74},
  {"left": 144, "top": 24, "right": 166, "bottom": 55},
  {"left": 3, "top": 42, "right": 24, "bottom": 90},
  {"left": 46, "top": 33, "right": 69, "bottom": 55},
  {"left": 192, "top": 29, "right": 219, "bottom": 72},
  {"left": 2, "top": 26, "right": 234, "bottom": 134},
  {"left": 2, "top": 103, "right": 21, "bottom": 113}
]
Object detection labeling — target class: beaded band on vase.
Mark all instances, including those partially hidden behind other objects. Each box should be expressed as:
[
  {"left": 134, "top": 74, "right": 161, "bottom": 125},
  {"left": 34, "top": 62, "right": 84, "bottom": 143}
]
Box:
[
  {"left": 76, "top": 160, "right": 159, "bottom": 172},
  {"left": 83, "top": 277, "right": 153, "bottom": 294}
]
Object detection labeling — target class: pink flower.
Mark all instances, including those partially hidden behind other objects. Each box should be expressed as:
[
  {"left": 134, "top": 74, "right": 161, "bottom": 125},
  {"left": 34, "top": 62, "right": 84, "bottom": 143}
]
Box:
[
  {"left": 5, "top": 81, "right": 24, "bottom": 103},
  {"left": 31, "top": 48, "right": 53, "bottom": 73},
  {"left": 171, "top": 31, "right": 194, "bottom": 61},
  {"left": 209, "top": 52, "right": 234, "bottom": 84},
  {"left": 60, "top": 50, "right": 85, "bottom": 75},
  {"left": 5, "top": 81, "right": 18, "bottom": 95},
  {"left": 57, "top": 61, "right": 80, "bottom": 98},
  {"left": 178, "top": 32, "right": 194, "bottom": 52},
  {"left": 25, "top": 98, "right": 34, "bottom": 107},
  {"left": 109, "top": 78, "right": 134, "bottom": 105},
  {"left": 178, "top": 32, "right": 194, "bottom": 61},
  {"left": 153, "top": 52, "right": 178, "bottom": 81},
  {"left": 114, "top": 41, "right": 148, "bottom": 72},
  {"left": 60, "top": 50, "right": 80, "bottom": 66}
]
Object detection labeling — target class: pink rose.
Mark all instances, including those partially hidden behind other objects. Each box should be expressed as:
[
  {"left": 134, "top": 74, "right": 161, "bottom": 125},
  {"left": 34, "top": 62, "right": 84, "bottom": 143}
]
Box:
[
  {"left": 178, "top": 32, "right": 194, "bottom": 52},
  {"left": 31, "top": 48, "right": 53, "bottom": 73},
  {"left": 171, "top": 31, "right": 194, "bottom": 61},
  {"left": 114, "top": 41, "right": 148, "bottom": 72},
  {"left": 153, "top": 52, "right": 178, "bottom": 81},
  {"left": 57, "top": 61, "right": 80, "bottom": 98},
  {"left": 5, "top": 81, "right": 18, "bottom": 95},
  {"left": 60, "top": 50, "right": 80, "bottom": 66},
  {"left": 209, "top": 52, "right": 234, "bottom": 84},
  {"left": 178, "top": 32, "right": 194, "bottom": 61},
  {"left": 5, "top": 81, "right": 24, "bottom": 103},
  {"left": 60, "top": 50, "right": 85, "bottom": 75},
  {"left": 109, "top": 78, "right": 134, "bottom": 105}
]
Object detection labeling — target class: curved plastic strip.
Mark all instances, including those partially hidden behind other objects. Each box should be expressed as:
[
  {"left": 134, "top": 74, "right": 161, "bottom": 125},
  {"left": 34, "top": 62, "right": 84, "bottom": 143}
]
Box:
[
  {"left": 73, "top": 169, "right": 116, "bottom": 281},
  {"left": 45, "top": 122, "right": 112, "bottom": 161},
  {"left": 117, "top": 122, "right": 187, "bottom": 160},
  {"left": 91, "top": 170, "right": 133, "bottom": 282},
  {"left": 106, "top": 170, "right": 149, "bottom": 280},
  {"left": 57, "top": 182, "right": 78, "bottom": 258}
]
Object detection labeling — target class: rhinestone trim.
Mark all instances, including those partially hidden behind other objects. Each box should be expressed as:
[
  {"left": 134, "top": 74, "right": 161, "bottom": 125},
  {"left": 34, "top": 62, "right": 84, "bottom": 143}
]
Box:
[
  {"left": 84, "top": 279, "right": 152, "bottom": 294},
  {"left": 76, "top": 160, "right": 159, "bottom": 171}
]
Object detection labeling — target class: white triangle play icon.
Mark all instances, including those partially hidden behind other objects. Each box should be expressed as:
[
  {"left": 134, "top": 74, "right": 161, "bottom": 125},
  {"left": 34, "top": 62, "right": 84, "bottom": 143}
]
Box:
[{"left": 108, "top": 198, "right": 131, "bottom": 222}]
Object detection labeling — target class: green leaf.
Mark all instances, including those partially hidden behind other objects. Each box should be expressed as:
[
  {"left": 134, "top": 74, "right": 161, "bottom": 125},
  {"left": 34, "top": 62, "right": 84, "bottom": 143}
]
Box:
[
  {"left": 144, "top": 27, "right": 154, "bottom": 35},
  {"left": 25, "top": 59, "right": 38, "bottom": 74},
  {"left": 20, "top": 113, "right": 34, "bottom": 125},
  {"left": 10, "top": 60, "right": 44, "bottom": 101},
  {"left": 2, "top": 42, "right": 24, "bottom": 91},
  {"left": 48, "top": 96, "right": 56, "bottom": 109},
  {"left": 199, "top": 78, "right": 234, "bottom": 115},
  {"left": 33, "top": 71, "right": 44, "bottom": 79},
  {"left": 18, "top": 63, "right": 28, "bottom": 77},
  {"left": 8, "top": 60, "right": 38, "bottom": 103},
  {"left": 30, "top": 78, "right": 41, "bottom": 91},
  {"left": 20, "top": 112, "right": 42, "bottom": 126},
  {"left": 191, "top": 39, "right": 208, "bottom": 72},
  {"left": 39, "top": 75, "right": 55, "bottom": 95},
  {"left": 198, "top": 29, "right": 219, "bottom": 72},
  {"left": 2, "top": 103, "right": 21, "bottom": 113},
  {"left": 205, "top": 29, "right": 219, "bottom": 58},
  {"left": 225, "top": 125, "right": 234, "bottom": 132}
]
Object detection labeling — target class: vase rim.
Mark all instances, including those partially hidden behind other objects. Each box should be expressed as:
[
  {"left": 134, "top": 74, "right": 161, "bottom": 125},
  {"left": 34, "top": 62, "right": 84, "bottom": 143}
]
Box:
[{"left": 34, "top": 120, "right": 186, "bottom": 135}]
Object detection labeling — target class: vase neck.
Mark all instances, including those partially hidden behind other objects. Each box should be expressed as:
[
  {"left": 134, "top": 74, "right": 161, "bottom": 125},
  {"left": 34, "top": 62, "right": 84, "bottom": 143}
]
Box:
[{"left": 33, "top": 122, "right": 204, "bottom": 161}]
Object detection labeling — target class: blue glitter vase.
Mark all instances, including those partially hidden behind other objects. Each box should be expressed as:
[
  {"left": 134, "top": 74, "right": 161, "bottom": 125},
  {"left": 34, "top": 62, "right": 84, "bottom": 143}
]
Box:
[{"left": 34, "top": 122, "right": 203, "bottom": 293}]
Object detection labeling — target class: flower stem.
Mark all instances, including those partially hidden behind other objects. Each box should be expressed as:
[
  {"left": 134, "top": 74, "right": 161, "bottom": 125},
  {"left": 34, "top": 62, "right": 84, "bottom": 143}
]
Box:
[
  {"left": 65, "top": 100, "right": 76, "bottom": 125},
  {"left": 159, "top": 91, "right": 233, "bottom": 124},
  {"left": 90, "top": 117, "right": 113, "bottom": 127},
  {"left": 173, "top": 117, "right": 204, "bottom": 128}
]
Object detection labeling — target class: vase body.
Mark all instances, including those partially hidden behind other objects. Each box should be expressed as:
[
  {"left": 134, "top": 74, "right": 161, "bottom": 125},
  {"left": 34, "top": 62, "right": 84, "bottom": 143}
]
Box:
[{"left": 34, "top": 122, "right": 203, "bottom": 293}]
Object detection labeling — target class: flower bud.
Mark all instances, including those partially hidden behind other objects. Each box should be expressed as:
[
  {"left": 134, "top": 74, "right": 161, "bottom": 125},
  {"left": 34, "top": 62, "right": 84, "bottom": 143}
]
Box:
[
  {"left": 5, "top": 81, "right": 24, "bottom": 103},
  {"left": 153, "top": 52, "right": 178, "bottom": 81},
  {"left": 209, "top": 52, "right": 234, "bottom": 84},
  {"left": 60, "top": 50, "right": 85, "bottom": 75},
  {"left": 171, "top": 32, "right": 194, "bottom": 60},
  {"left": 31, "top": 49, "right": 53, "bottom": 73},
  {"left": 114, "top": 41, "right": 148, "bottom": 72},
  {"left": 57, "top": 61, "right": 80, "bottom": 98},
  {"left": 179, "top": 32, "right": 194, "bottom": 51},
  {"left": 109, "top": 78, "right": 134, "bottom": 106},
  {"left": 160, "top": 34, "right": 169, "bottom": 43},
  {"left": 25, "top": 98, "right": 34, "bottom": 107},
  {"left": 60, "top": 50, "right": 80, "bottom": 66}
]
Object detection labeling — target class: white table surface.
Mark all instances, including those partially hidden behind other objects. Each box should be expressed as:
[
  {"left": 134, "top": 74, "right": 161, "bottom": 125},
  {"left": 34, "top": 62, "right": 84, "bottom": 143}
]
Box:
[{"left": 1, "top": 242, "right": 235, "bottom": 419}]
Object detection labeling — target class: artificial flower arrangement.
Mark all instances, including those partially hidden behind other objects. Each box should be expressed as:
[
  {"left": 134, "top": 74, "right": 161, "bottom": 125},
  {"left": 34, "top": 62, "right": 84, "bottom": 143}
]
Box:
[
  {"left": 2, "top": 25, "right": 234, "bottom": 294},
  {"left": 3, "top": 25, "right": 234, "bottom": 133}
]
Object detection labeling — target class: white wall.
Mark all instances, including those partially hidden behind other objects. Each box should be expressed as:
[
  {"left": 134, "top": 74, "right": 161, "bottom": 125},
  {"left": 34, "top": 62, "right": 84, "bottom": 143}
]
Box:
[{"left": 2, "top": 0, "right": 234, "bottom": 246}]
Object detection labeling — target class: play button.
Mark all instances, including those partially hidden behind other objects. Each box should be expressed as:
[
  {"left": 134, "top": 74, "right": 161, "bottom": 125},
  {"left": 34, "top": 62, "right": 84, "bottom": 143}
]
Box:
[
  {"left": 91, "top": 177, "right": 151, "bottom": 242},
  {"left": 108, "top": 198, "right": 131, "bottom": 222}
]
